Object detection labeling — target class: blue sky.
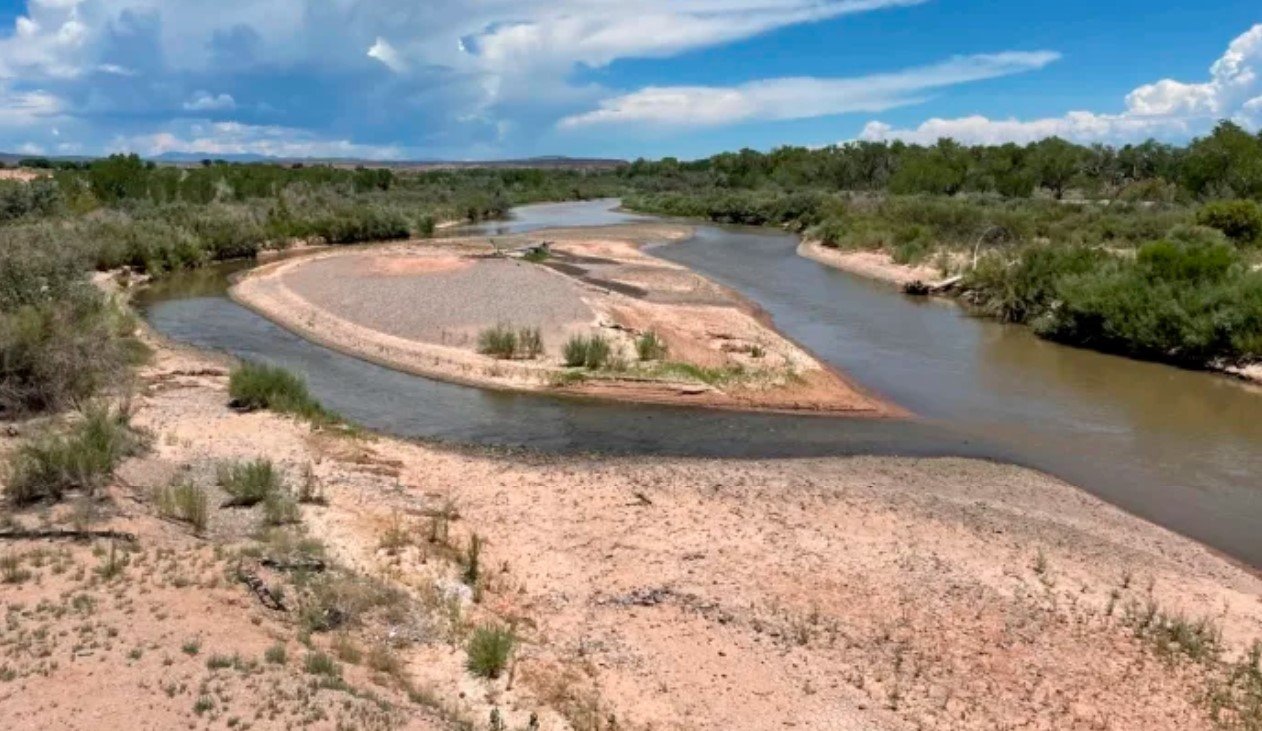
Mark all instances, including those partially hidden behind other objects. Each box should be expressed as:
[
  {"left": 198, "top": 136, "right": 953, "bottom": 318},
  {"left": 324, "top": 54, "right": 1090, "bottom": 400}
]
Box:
[{"left": 0, "top": 0, "right": 1258, "bottom": 160}]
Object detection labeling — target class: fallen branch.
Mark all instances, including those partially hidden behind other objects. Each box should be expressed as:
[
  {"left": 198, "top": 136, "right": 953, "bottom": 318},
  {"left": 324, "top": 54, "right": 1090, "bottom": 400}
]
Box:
[
  {"left": 261, "top": 556, "right": 327, "bottom": 573},
  {"left": 0, "top": 529, "right": 138, "bottom": 543},
  {"left": 236, "top": 565, "right": 286, "bottom": 611}
]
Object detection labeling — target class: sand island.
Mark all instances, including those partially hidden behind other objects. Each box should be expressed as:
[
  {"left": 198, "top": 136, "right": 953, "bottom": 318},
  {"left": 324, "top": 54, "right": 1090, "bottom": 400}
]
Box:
[{"left": 232, "top": 223, "right": 894, "bottom": 415}]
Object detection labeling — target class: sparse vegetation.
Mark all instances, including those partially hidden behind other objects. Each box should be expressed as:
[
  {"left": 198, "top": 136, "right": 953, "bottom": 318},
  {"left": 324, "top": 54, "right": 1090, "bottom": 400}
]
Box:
[
  {"left": 154, "top": 479, "right": 210, "bottom": 534},
  {"left": 264, "top": 643, "right": 288, "bottom": 665},
  {"left": 304, "top": 651, "right": 341, "bottom": 678},
  {"left": 466, "top": 625, "right": 515, "bottom": 679},
  {"left": 462, "top": 533, "right": 482, "bottom": 589},
  {"left": 217, "top": 459, "right": 283, "bottom": 508},
  {"left": 261, "top": 489, "right": 302, "bottom": 526},
  {"left": 5, "top": 403, "right": 143, "bottom": 504},
  {"left": 635, "top": 331, "right": 668, "bottom": 361}
]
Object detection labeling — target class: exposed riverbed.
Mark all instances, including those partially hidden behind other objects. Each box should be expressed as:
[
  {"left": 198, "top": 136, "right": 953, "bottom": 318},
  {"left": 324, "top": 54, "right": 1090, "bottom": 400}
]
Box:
[{"left": 138, "top": 199, "right": 1262, "bottom": 567}]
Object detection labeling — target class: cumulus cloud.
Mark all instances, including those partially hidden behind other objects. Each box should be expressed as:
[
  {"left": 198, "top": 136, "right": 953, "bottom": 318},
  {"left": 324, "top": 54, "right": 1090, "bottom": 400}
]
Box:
[
  {"left": 862, "top": 23, "right": 1262, "bottom": 144},
  {"left": 0, "top": 84, "right": 63, "bottom": 127},
  {"left": 0, "top": 0, "right": 926, "bottom": 148},
  {"left": 367, "top": 37, "right": 407, "bottom": 73},
  {"left": 116, "top": 121, "right": 404, "bottom": 160},
  {"left": 182, "top": 91, "right": 236, "bottom": 112},
  {"left": 560, "top": 52, "right": 1060, "bottom": 128}
]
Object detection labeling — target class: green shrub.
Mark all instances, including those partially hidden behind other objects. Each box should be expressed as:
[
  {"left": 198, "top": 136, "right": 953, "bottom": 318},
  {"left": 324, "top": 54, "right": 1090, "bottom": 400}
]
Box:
[
  {"left": 217, "top": 459, "right": 283, "bottom": 508},
  {"left": 562, "top": 334, "right": 612, "bottom": 369},
  {"left": 0, "top": 292, "right": 135, "bottom": 416},
  {"left": 6, "top": 404, "right": 143, "bottom": 504},
  {"left": 466, "top": 625, "right": 515, "bottom": 679},
  {"left": 477, "top": 325, "right": 544, "bottom": 360},
  {"left": 264, "top": 643, "right": 287, "bottom": 665},
  {"left": 965, "top": 245, "right": 1110, "bottom": 324},
  {"left": 1196, "top": 199, "right": 1262, "bottom": 245},
  {"left": 636, "top": 331, "right": 668, "bottom": 361},
  {"left": 516, "top": 327, "right": 544, "bottom": 359},
  {"left": 228, "top": 363, "right": 328, "bottom": 420},
  {"left": 1037, "top": 236, "right": 1262, "bottom": 365},
  {"left": 154, "top": 479, "right": 209, "bottom": 534},
  {"left": 477, "top": 325, "right": 518, "bottom": 359}
]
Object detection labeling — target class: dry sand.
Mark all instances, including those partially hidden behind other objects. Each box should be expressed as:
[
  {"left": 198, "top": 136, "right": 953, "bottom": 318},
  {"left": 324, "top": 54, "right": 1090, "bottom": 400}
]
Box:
[
  {"left": 3, "top": 315, "right": 1261, "bottom": 731},
  {"left": 797, "top": 240, "right": 941, "bottom": 287},
  {"left": 232, "top": 226, "right": 891, "bottom": 415}
]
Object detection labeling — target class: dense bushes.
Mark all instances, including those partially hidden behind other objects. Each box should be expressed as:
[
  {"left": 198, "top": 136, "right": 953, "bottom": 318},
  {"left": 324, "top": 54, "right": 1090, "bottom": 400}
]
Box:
[
  {"left": 1037, "top": 235, "right": 1262, "bottom": 364},
  {"left": 1, "top": 226, "right": 136, "bottom": 416},
  {"left": 1197, "top": 200, "right": 1262, "bottom": 245},
  {"left": 966, "top": 229, "right": 1262, "bottom": 366}
]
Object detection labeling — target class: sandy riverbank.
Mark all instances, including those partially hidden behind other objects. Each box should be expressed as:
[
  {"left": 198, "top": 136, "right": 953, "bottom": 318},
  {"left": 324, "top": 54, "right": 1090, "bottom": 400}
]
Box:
[
  {"left": 232, "top": 225, "right": 892, "bottom": 415},
  {"left": 797, "top": 239, "right": 941, "bottom": 287},
  {"left": 3, "top": 310, "right": 1261, "bottom": 730}
]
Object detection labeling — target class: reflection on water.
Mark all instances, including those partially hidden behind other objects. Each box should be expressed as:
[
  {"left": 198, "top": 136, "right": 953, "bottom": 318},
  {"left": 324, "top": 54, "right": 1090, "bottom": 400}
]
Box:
[{"left": 140, "top": 200, "right": 1262, "bottom": 567}]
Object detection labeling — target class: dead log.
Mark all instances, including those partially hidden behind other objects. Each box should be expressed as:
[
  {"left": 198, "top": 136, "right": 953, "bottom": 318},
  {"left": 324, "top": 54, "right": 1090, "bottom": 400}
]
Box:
[
  {"left": 260, "top": 556, "right": 327, "bottom": 573},
  {"left": 0, "top": 529, "right": 138, "bottom": 543},
  {"left": 236, "top": 565, "right": 286, "bottom": 611}
]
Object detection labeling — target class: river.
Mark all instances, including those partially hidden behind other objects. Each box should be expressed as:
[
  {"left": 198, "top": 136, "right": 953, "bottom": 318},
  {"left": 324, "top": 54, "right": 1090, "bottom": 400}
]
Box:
[{"left": 138, "top": 199, "right": 1262, "bottom": 567}]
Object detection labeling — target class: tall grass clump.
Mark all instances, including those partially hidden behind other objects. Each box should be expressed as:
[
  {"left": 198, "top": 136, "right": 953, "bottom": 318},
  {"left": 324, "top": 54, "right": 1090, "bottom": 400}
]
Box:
[
  {"left": 217, "top": 459, "right": 283, "bottom": 508},
  {"left": 466, "top": 625, "right": 515, "bottom": 679},
  {"left": 477, "top": 325, "right": 517, "bottom": 359},
  {"left": 636, "top": 331, "right": 668, "bottom": 361},
  {"left": 563, "top": 334, "right": 612, "bottom": 369},
  {"left": 477, "top": 325, "right": 544, "bottom": 360},
  {"left": 516, "top": 327, "right": 544, "bottom": 359},
  {"left": 154, "top": 479, "right": 209, "bottom": 534},
  {"left": 6, "top": 404, "right": 143, "bottom": 504},
  {"left": 228, "top": 363, "right": 329, "bottom": 421}
]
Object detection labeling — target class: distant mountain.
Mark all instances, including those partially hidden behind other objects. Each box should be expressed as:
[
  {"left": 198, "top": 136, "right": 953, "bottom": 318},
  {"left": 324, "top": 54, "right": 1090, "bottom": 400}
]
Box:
[
  {"left": 1, "top": 151, "right": 628, "bottom": 170},
  {"left": 151, "top": 152, "right": 627, "bottom": 170}
]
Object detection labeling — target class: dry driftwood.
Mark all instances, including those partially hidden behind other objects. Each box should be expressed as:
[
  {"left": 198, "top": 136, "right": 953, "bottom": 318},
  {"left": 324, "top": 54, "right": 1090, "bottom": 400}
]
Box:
[
  {"left": 0, "top": 529, "right": 138, "bottom": 543},
  {"left": 260, "top": 556, "right": 327, "bottom": 573},
  {"left": 236, "top": 565, "right": 286, "bottom": 611}
]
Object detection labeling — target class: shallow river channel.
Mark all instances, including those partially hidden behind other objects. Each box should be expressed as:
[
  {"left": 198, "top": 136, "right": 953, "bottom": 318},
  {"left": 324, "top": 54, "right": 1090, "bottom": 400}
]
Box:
[{"left": 138, "top": 199, "right": 1262, "bottom": 567}]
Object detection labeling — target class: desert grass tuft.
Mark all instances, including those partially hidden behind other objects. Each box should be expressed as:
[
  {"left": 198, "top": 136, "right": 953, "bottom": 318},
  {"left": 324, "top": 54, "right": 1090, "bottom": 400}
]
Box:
[
  {"left": 466, "top": 625, "right": 515, "bottom": 679},
  {"left": 217, "top": 459, "right": 282, "bottom": 507},
  {"left": 154, "top": 479, "right": 209, "bottom": 534},
  {"left": 6, "top": 403, "right": 143, "bottom": 504},
  {"left": 635, "top": 331, "right": 667, "bottom": 361}
]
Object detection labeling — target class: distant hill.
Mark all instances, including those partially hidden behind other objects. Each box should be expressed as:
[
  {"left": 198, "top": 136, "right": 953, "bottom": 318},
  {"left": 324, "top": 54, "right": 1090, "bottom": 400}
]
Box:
[{"left": 0, "top": 150, "right": 627, "bottom": 171}]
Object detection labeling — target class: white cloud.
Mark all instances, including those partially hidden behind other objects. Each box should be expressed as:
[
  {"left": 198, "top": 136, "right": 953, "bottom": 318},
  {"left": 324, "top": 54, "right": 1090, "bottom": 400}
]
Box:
[
  {"left": 116, "top": 121, "right": 403, "bottom": 160},
  {"left": 182, "top": 91, "right": 236, "bottom": 112},
  {"left": 560, "top": 52, "right": 1060, "bottom": 128},
  {"left": 17, "top": 142, "right": 46, "bottom": 155},
  {"left": 0, "top": 84, "right": 63, "bottom": 127},
  {"left": 367, "top": 37, "right": 407, "bottom": 73},
  {"left": 863, "top": 23, "right": 1262, "bottom": 144},
  {"left": 0, "top": 0, "right": 926, "bottom": 97}
]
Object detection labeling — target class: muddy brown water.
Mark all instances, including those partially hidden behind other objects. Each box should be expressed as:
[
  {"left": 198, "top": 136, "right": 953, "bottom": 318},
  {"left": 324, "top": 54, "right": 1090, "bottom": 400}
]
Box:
[{"left": 138, "top": 200, "right": 1262, "bottom": 567}]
